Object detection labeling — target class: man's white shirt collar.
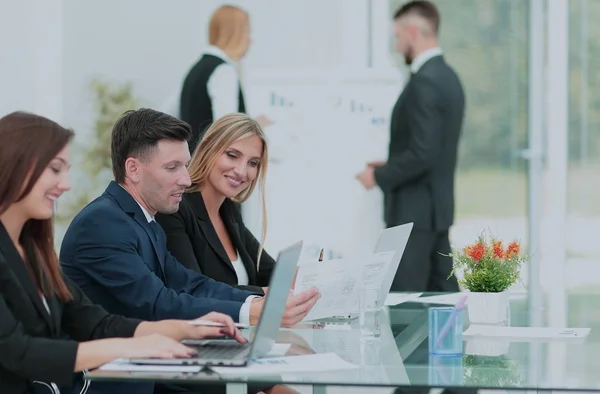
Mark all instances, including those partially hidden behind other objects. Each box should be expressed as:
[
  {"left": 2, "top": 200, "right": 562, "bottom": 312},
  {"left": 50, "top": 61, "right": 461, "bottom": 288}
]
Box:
[
  {"left": 119, "top": 184, "right": 154, "bottom": 222},
  {"left": 137, "top": 202, "right": 154, "bottom": 223},
  {"left": 410, "top": 47, "right": 443, "bottom": 74}
]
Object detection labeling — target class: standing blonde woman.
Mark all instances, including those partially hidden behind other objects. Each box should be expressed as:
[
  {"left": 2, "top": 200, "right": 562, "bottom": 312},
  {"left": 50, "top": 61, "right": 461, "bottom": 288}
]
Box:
[{"left": 179, "top": 5, "right": 271, "bottom": 153}]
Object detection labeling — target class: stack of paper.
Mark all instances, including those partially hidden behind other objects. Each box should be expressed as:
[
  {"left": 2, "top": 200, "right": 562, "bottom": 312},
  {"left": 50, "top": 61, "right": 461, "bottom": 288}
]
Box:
[
  {"left": 99, "top": 359, "right": 201, "bottom": 373},
  {"left": 211, "top": 353, "right": 357, "bottom": 375},
  {"left": 384, "top": 292, "right": 423, "bottom": 306},
  {"left": 97, "top": 343, "right": 293, "bottom": 373},
  {"left": 464, "top": 326, "right": 591, "bottom": 340},
  {"left": 293, "top": 251, "right": 395, "bottom": 320},
  {"left": 410, "top": 292, "right": 467, "bottom": 305}
]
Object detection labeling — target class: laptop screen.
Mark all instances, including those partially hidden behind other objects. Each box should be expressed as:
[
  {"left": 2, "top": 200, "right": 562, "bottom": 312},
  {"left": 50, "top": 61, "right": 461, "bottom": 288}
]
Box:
[
  {"left": 374, "top": 223, "right": 413, "bottom": 301},
  {"left": 248, "top": 241, "right": 303, "bottom": 359}
]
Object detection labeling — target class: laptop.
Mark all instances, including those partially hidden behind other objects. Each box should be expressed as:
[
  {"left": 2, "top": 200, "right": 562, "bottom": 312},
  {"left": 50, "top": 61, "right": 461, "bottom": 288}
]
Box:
[
  {"left": 128, "top": 241, "right": 304, "bottom": 367},
  {"left": 373, "top": 223, "right": 413, "bottom": 302}
]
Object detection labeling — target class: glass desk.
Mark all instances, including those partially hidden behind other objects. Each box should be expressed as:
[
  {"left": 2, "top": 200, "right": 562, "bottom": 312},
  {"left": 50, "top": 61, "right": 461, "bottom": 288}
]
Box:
[{"left": 87, "top": 292, "right": 600, "bottom": 393}]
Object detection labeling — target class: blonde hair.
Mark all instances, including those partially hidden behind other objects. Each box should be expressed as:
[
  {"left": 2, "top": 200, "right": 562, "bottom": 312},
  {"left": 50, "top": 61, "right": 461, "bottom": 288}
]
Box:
[
  {"left": 208, "top": 5, "right": 250, "bottom": 60},
  {"left": 188, "top": 113, "right": 269, "bottom": 267}
]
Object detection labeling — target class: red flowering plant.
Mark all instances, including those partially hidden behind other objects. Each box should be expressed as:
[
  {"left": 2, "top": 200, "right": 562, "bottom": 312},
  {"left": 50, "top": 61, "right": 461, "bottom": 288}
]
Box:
[{"left": 448, "top": 232, "right": 527, "bottom": 293}]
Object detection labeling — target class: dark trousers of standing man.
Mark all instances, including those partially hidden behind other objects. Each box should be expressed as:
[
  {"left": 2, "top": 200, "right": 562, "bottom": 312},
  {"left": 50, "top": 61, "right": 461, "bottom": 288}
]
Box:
[{"left": 390, "top": 228, "right": 459, "bottom": 293}]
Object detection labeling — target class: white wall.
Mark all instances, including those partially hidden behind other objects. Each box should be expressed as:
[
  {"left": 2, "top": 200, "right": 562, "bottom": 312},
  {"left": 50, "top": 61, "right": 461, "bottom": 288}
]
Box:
[
  {"left": 1, "top": 0, "right": 369, "bottom": 138},
  {"left": 0, "top": 0, "right": 36, "bottom": 116},
  {"left": 60, "top": 0, "right": 368, "bottom": 139}
]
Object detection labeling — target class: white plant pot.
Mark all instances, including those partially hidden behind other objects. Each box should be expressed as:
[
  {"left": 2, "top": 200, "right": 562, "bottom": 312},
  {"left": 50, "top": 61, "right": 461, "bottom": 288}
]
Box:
[{"left": 467, "top": 291, "right": 510, "bottom": 324}]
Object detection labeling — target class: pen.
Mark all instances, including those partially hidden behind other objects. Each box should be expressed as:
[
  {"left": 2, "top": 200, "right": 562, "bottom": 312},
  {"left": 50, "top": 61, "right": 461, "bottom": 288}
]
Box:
[
  {"left": 433, "top": 295, "right": 468, "bottom": 351},
  {"left": 318, "top": 248, "right": 324, "bottom": 262},
  {"left": 188, "top": 320, "right": 250, "bottom": 329}
]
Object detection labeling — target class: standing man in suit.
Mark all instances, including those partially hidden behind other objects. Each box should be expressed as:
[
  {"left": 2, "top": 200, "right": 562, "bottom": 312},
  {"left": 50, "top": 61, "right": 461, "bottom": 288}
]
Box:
[{"left": 356, "top": 0, "right": 464, "bottom": 293}]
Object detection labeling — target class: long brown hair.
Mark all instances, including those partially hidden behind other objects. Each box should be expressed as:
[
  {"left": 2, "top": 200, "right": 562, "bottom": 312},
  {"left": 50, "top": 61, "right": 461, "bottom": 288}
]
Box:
[
  {"left": 0, "top": 111, "right": 74, "bottom": 301},
  {"left": 187, "top": 113, "right": 269, "bottom": 268}
]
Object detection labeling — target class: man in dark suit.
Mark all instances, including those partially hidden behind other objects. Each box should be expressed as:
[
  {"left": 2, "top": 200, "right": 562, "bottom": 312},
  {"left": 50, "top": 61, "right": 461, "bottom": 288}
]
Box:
[
  {"left": 60, "top": 109, "right": 315, "bottom": 394},
  {"left": 61, "top": 108, "right": 318, "bottom": 325},
  {"left": 356, "top": 0, "right": 464, "bottom": 293}
]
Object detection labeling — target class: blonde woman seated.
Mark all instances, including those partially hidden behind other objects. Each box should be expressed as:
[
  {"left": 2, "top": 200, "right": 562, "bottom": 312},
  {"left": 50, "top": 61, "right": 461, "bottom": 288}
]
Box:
[{"left": 156, "top": 113, "right": 273, "bottom": 295}]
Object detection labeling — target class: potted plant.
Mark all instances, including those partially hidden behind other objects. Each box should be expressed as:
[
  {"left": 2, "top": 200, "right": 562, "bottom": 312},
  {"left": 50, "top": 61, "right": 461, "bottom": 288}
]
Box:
[{"left": 447, "top": 231, "right": 526, "bottom": 323}]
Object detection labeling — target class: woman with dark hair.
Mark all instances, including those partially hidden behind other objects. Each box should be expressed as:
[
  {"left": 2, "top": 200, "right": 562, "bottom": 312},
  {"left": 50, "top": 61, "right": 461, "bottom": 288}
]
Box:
[{"left": 0, "top": 111, "right": 246, "bottom": 394}]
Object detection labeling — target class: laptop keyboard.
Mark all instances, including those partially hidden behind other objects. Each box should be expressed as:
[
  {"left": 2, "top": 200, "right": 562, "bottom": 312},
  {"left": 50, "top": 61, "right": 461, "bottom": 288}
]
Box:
[{"left": 193, "top": 342, "right": 252, "bottom": 359}]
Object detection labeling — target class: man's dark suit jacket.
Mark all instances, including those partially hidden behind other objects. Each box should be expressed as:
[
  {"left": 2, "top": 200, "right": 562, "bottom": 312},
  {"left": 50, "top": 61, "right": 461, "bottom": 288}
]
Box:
[
  {"left": 156, "top": 192, "right": 275, "bottom": 295},
  {"left": 374, "top": 55, "right": 465, "bottom": 232},
  {"left": 0, "top": 222, "right": 142, "bottom": 394},
  {"left": 60, "top": 181, "right": 256, "bottom": 323}
]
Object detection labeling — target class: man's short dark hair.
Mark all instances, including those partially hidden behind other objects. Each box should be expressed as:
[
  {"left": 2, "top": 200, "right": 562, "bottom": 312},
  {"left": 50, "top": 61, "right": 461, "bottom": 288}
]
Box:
[
  {"left": 111, "top": 108, "right": 192, "bottom": 183},
  {"left": 394, "top": 0, "right": 440, "bottom": 35}
]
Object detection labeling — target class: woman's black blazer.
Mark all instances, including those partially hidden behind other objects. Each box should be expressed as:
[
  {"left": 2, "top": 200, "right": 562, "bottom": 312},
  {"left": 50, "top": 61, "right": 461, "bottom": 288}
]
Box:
[
  {"left": 0, "top": 223, "right": 141, "bottom": 394},
  {"left": 156, "top": 192, "right": 275, "bottom": 294}
]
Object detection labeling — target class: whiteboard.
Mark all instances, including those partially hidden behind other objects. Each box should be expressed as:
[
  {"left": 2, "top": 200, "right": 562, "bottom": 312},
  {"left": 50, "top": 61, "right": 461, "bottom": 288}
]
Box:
[{"left": 242, "top": 68, "right": 405, "bottom": 260}]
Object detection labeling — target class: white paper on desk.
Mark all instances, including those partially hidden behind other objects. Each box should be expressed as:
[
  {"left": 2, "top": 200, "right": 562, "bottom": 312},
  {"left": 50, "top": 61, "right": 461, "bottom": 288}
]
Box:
[
  {"left": 96, "top": 345, "right": 291, "bottom": 373},
  {"left": 210, "top": 353, "right": 357, "bottom": 375},
  {"left": 294, "top": 251, "right": 395, "bottom": 320},
  {"left": 385, "top": 292, "right": 423, "bottom": 306},
  {"left": 464, "top": 326, "right": 591, "bottom": 339},
  {"left": 267, "top": 343, "right": 292, "bottom": 356},
  {"left": 323, "top": 323, "right": 352, "bottom": 330},
  {"left": 411, "top": 292, "right": 466, "bottom": 305},
  {"left": 99, "top": 359, "right": 201, "bottom": 373}
]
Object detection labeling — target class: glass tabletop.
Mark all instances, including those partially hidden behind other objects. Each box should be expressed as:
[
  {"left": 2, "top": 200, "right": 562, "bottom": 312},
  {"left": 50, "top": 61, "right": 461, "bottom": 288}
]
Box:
[{"left": 87, "top": 292, "right": 600, "bottom": 391}]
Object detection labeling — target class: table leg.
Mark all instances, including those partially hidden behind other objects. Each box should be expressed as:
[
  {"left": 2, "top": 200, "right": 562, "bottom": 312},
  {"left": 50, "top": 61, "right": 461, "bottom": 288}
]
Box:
[{"left": 312, "top": 384, "right": 327, "bottom": 394}]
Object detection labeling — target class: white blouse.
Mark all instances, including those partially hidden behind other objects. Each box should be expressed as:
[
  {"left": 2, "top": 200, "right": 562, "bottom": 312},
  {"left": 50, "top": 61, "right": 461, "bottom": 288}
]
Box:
[
  {"left": 230, "top": 251, "right": 249, "bottom": 286},
  {"left": 42, "top": 295, "right": 50, "bottom": 315}
]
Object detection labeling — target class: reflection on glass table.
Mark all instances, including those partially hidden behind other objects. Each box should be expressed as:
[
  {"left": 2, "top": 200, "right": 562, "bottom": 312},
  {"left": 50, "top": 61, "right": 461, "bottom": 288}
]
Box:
[{"left": 87, "top": 292, "right": 600, "bottom": 392}]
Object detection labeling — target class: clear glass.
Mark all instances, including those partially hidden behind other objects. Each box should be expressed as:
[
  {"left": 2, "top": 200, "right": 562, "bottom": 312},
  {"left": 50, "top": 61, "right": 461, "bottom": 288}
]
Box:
[
  {"left": 359, "top": 287, "right": 382, "bottom": 337},
  {"left": 429, "top": 355, "right": 464, "bottom": 386},
  {"left": 360, "top": 337, "right": 382, "bottom": 366},
  {"left": 567, "top": 0, "right": 600, "bottom": 296},
  {"left": 428, "top": 307, "right": 463, "bottom": 356},
  {"left": 89, "top": 293, "right": 600, "bottom": 391}
]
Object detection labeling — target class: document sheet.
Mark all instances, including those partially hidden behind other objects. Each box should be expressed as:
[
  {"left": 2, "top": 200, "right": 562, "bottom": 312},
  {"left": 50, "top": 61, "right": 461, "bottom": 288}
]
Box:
[
  {"left": 411, "top": 292, "right": 466, "bottom": 305},
  {"left": 384, "top": 292, "right": 423, "bottom": 306},
  {"left": 464, "top": 326, "right": 591, "bottom": 339},
  {"left": 210, "top": 353, "right": 357, "bottom": 375},
  {"left": 99, "top": 360, "right": 202, "bottom": 373},
  {"left": 293, "top": 251, "right": 395, "bottom": 320},
  {"left": 98, "top": 344, "right": 293, "bottom": 372}
]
